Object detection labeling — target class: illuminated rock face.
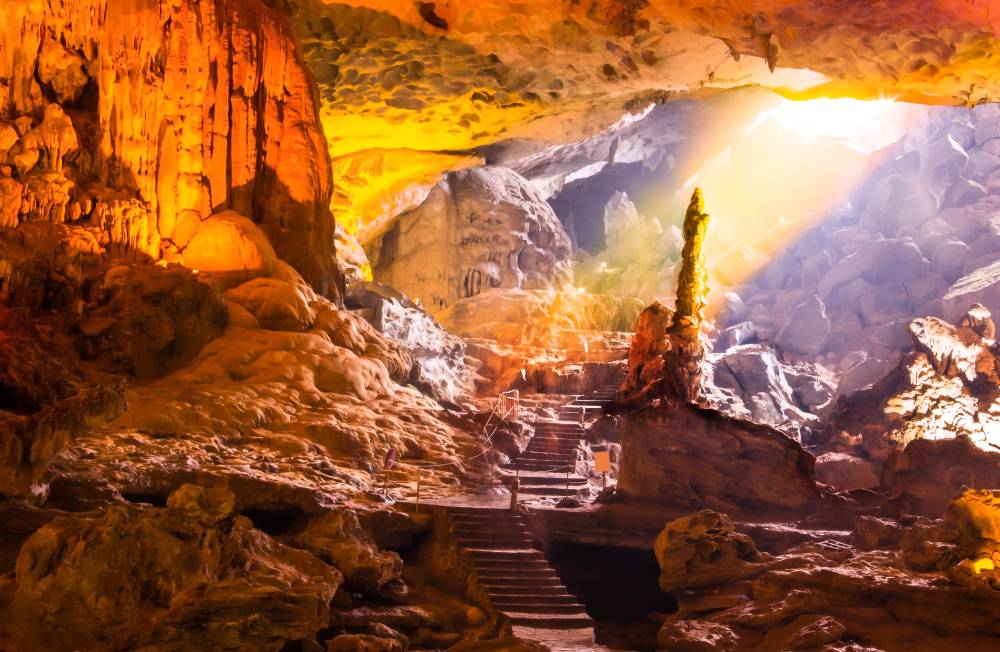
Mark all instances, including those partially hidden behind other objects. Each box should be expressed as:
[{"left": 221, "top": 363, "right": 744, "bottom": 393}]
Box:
[
  {"left": 1, "top": 0, "right": 342, "bottom": 298},
  {"left": 826, "top": 304, "right": 1000, "bottom": 459},
  {"left": 369, "top": 167, "right": 572, "bottom": 312},
  {"left": 619, "top": 403, "right": 819, "bottom": 516}
]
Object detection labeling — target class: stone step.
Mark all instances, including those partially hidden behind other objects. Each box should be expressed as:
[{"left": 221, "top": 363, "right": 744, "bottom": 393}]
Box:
[
  {"left": 474, "top": 559, "right": 550, "bottom": 571},
  {"left": 457, "top": 538, "right": 533, "bottom": 548},
  {"left": 454, "top": 530, "right": 532, "bottom": 540},
  {"left": 484, "top": 584, "right": 569, "bottom": 597},
  {"left": 488, "top": 593, "right": 580, "bottom": 605},
  {"left": 476, "top": 568, "right": 559, "bottom": 586},
  {"left": 510, "top": 464, "right": 576, "bottom": 473},
  {"left": 507, "top": 613, "right": 595, "bottom": 629},
  {"left": 525, "top": 439, "right": 581, "bottom": 447},
  {"left": 517, "top": 486, "right": 581, "bottom": 497},
  {"left": 504, "top": 472, "right": 586, "bottom": 484},
  {"left": 469, "top": 551, "right": 545, "bottom": 563},
  {"left": 516, "top": 454, "right": 576, "bottom": 463},
  {"left": 481, "top": 578, "right": 567, "bottom": 590},
  {"left": 513, "top": 462, "right": 577, "bottom": 471},
  {"left": 492, "top": 601, "right": 588, "bottom": 614}
]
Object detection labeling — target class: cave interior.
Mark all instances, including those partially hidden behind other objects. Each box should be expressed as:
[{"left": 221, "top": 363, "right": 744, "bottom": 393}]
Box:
[{"left": 4, "top": 1, "right": 1000, "bottom": 651}]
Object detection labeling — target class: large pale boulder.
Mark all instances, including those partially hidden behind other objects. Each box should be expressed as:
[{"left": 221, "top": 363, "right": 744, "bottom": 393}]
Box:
[
  {"left": 369, "top": 166, "right": 572, "bottom": 313},
  {"left": 775, "top": 295, "right": 830, "bottom": 355}
]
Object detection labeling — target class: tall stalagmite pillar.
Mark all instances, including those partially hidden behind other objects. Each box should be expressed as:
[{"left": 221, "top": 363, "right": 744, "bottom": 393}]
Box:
[{"left": 662, "top": 188, "right": 710, "bottom": 403}]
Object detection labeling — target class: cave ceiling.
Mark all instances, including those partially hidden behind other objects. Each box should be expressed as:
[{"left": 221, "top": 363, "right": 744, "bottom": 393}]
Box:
[{"left": 288, "top": 0, "right": 1000, "bottom": 241}]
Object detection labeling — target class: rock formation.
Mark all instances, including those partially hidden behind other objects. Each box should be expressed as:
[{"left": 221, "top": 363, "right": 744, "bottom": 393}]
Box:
[
  {"left": 825, "top": 303, "right": 1000, "bottom": 460},
  {"left": 1, "top": 0, "right": 343, "bottom": 298},
  {"left": 619, "top": 403, "right": 819, "bottom": 517},
  {"left": 10, "top": 484, "right": 343, "bottom": 650},
  {"left": 619, "top": 188, "right": 711, "bottom": 405},
  {"left": 368, "top": 167, "right": 572, "bottom": 313},
  {"left": 649, "top": 488, "right": 1000, "bottom": 651},
  {"left": 662, "top": 189, "right": 711, "bottom": 403}
]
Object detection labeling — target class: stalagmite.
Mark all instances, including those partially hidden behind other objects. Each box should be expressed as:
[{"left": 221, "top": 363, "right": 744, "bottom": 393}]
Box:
[
  {"left": 619, "top": 187, "right": 711, "bottom": 406},
  {"left": 662, "top": 188, "right": 711, "bottom": 403}
]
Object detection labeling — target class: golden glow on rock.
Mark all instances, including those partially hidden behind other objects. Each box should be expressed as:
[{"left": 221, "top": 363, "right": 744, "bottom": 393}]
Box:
[
  {"left": 972, "top": 557, "right": 996, "bottom": 574},
  {"left": 331, "top": 148, "right": 481, "bottom": 243}
]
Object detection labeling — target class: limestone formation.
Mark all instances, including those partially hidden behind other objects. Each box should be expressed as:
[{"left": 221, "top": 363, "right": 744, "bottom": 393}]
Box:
[
  {"left": 620, "top": 188, "right": 711, "bottom": 405},
  {"left": 618, "top": 403, "right": 819, "bottom": 517},
  {"left": 10, "top": 484, "right": 342, "bottom": 650},
  {"left": 0, "top": 306, "right": 126, "bottom": 496},
  {"left": 824, "top": 303, "right": 1000, "bottom": 458},
  {"left": 368, "top": 167, "right": 572, "bottom": 313},
  {"left": 1, "top": 0, "right": 343, "bottom": 298},
  {"left": 654, "top": 510, "right": 767, "bottom": 592},
  {"left": 75, "top": 263, "right": 229, "bottom": 378}
]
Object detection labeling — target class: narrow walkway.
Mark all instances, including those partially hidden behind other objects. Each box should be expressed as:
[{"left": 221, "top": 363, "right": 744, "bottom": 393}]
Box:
[
  {"left": 442, "top": 382, "right": 624, "bottom": 650},
  {"left": 449, "top": 507, "right": 593, "bottom": 628},
  {"left": 503, "top": 382, "right": 620, "bottom": 499}
]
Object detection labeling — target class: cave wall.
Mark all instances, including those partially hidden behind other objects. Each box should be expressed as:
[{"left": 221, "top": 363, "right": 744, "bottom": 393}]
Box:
[{"left": 1, "top": 0, "right": 343, "bottom": 299}]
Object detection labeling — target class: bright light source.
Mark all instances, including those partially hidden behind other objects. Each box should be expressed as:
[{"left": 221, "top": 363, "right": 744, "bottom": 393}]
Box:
[{"left": 746, "top": 98, "right": 908, "bottom": 154}]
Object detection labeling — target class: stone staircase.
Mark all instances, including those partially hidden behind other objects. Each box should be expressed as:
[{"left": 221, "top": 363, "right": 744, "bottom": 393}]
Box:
[
  {"left": 504, "top": 382, "right": 621, "bottom": 499},
  {"left": 448, "top": 506, "right": 594, "bottom": 629}
]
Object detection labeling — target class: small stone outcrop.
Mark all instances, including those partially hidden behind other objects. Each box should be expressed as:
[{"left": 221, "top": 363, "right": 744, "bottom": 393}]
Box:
[{"left": 655, "top": 510, "right": 767, "bottom": 592}]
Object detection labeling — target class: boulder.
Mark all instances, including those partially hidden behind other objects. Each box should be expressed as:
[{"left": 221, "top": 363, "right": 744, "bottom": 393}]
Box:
[
  {"left": 11, "top": 484, "right": 342, "bottom": 651},
  {"left": 284, "top": 510, "right": 403, "bottom": 594},
  {"left": 775, "top": 295, "right": 830, "bottom": 355},
  {"left": 657, "top": 620, "right": 740, "bottom": 652},
  {"left": 836, "top": 354, "right": 897, "bottom": 398},
  {"left": 815, "top": 452, "right": 878, "bottom": 491},
  {"left": 943, "top": 177, "right": 987, "bottom": 208},
  {"left": 975, "top": 115, "right": 1000, "bottom": 146},
  {"left": 328, "top": 635, "right": 404, "bottom": 652},
  {"left": 882, "top": 438, "right": 1000, "bottom": 517},
  {"left": 619, "top": 404, "right": 819, "bottom": 517},
  {"left": 944, "top": 260, "right": 1000, "bottom": 322},
  {"left": 818, "top": 239, "right": 929, "bottom": 299},
  {"left": 179, "top": 210, "right": 278, "bottom": 284},
  {"left": 369, "top": 166, "right": 572, "bottom": 313},
  {"left": 36, "top": 38, "right": 90, "bottom": 104},
  {"left": 704, "top": 345, "right": 825, "bottom": 436},
  {"left": 655, "top": 510, "right": 766, "bottom": 592}
]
